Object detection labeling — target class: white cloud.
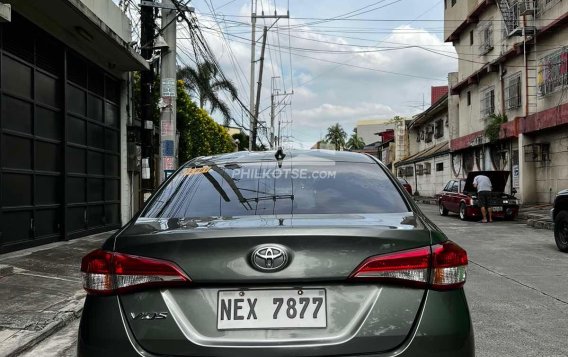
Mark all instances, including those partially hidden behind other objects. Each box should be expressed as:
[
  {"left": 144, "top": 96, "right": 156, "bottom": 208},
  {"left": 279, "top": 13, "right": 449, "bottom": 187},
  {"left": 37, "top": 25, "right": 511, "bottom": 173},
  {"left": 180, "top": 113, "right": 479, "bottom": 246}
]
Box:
[{"left": 173, "top": 2, "right": 457, "bottom": 148}]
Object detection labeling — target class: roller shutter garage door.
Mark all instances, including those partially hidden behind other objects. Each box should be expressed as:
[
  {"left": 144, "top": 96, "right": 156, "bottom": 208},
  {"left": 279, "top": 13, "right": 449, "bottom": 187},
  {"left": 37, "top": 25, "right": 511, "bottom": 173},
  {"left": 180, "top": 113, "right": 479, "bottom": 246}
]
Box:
[{"left": 0, "top": 14, "right": 121, "bottom": 253}]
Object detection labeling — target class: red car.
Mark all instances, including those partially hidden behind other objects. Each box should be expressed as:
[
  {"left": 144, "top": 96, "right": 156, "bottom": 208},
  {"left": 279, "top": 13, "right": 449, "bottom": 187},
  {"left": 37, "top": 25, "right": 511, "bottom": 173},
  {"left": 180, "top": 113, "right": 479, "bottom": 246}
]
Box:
[
  {"left": 398, "top": 178, "right": 412, "bottom": 195},
  {"left": 438, "top": 171, "right": 519, "bottom": 221}
]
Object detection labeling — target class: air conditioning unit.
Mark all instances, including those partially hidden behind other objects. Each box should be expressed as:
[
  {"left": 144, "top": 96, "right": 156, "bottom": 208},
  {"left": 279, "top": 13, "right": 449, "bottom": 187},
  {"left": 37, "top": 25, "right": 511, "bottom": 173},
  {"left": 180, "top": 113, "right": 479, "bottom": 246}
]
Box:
[{"left": 518, "top": 1, "right": 535, "bottom": 16}]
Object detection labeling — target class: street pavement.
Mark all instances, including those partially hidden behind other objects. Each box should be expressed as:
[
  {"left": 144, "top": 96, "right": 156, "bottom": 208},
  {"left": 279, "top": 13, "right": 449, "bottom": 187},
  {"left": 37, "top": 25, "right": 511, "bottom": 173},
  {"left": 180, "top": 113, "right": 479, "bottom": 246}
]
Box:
[
  {"left": 419, "top": 204, "right": 568, "bottom": 357},
  {"left": 0, "top": 232, "right": 112, "bottom": 357},
  {"left": 1, "top": 208, "right": 568, "bottom": 356}
]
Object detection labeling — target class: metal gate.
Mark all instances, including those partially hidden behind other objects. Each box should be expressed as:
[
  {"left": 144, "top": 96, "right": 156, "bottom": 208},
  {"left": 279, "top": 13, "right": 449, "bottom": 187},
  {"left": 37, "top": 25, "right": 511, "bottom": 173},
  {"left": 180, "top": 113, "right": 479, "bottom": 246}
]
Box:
[{"left": 0, "top": 14, "right": 121, "bottom": 252}]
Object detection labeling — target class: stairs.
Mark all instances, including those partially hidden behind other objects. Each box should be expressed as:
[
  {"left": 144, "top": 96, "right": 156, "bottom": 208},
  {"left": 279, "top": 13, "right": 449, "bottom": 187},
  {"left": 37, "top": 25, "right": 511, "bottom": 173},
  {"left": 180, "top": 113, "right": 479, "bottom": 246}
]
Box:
[{"left": 496, "top": 0, "right": 518, "bottom": 36}]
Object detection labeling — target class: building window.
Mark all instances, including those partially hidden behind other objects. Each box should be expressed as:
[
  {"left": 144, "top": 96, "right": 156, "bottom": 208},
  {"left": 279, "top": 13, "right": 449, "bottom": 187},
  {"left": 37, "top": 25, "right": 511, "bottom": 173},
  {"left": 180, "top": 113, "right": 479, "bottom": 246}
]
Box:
[
  {"left": 480, "top": 86, "right": 495, "bottom": 118},
  {"left": 417, "top": 164, "right": 424, "bottom": 175},
  {"left": 478, "top": 22, "right": 493, "bottom": 55},
  {"left": 434, "top": 120, "right": 444, "bottom": 139},
  {"left": 424, "top": 162, "right": 432, "bottom": 175},
  {"left": 524, "top": 143, "right": 550, "bottom": 162},
  {"left": 436, "top": 162, "right": 444, "bottom": 171},
  {"left": 505, "top": 72, "right": 522, "bottom": 109},
  {"left": 470, "top": 30, "right": 474, "bottom": 45},
  {"left": 467, "top": 91, "right": 471, "bottom": 106},
  {"left": 405, "top": 166, "right": 414, "bottom": 177},
  {"left": 425, "top": 125, "right": 434, "bottom": 143},
  {"left": 451, "top": 0, "right": 456, "bottom": 6},
  {"left": 538, "top": 46, "right": 568, "bottom": 96}
]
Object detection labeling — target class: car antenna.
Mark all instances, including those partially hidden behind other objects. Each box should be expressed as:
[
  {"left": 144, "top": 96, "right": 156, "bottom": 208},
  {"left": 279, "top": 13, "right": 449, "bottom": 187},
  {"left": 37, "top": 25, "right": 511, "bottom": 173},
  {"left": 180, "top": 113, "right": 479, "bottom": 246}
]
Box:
[{"left": 275, "top": 147, "right": 286, "bottom": 168}]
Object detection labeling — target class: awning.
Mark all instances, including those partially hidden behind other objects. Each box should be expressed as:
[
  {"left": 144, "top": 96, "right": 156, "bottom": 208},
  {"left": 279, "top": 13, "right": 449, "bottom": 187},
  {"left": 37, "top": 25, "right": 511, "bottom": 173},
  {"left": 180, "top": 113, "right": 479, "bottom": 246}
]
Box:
[
  {"left": 6, "top": 0, "right": 149, "bottom": 75},
  {"left": 395, "top": 141, "right": 449, "bottom": 167}
]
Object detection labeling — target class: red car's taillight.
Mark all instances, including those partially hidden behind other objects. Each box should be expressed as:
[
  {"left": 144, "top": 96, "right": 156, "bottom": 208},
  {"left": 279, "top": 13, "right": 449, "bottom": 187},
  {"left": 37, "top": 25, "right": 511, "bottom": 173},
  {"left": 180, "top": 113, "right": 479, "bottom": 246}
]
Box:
[
  {"left": 81, "top": 249, "right": 190, "bottom": 295},
  {"left": 349, "top": 241, "right": 467, "bottom": 290}
]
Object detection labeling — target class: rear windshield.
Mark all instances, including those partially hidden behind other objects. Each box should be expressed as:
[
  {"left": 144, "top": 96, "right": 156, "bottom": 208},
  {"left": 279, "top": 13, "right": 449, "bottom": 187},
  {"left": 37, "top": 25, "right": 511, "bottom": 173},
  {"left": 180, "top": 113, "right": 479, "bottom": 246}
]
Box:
[{"left": 142, "top": 161, "right": 409, "bottom": 218}]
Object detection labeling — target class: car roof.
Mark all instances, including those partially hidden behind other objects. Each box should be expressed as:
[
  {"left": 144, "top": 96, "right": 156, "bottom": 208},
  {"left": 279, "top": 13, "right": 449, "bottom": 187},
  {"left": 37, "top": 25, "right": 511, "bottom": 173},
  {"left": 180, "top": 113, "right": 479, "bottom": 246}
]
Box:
[{"left": 188, "top": 149, "right": 376, "bottom": 166}]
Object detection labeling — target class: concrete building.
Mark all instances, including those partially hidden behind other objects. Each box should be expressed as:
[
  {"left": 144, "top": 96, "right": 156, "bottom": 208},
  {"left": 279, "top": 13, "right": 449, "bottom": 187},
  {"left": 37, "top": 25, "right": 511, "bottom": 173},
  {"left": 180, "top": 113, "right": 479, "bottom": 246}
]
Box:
[
  {"left": 444, "top": 0, "right": 568, "bottom": 203},
  {"left": 356, "top": 119, "right": 395, "bottom": 147},
  {"left": 395, "top": 89, "right": 453, "bottom": 197},
  {"left": 0, "top": 1, "right": 147, "bottom": 252}
]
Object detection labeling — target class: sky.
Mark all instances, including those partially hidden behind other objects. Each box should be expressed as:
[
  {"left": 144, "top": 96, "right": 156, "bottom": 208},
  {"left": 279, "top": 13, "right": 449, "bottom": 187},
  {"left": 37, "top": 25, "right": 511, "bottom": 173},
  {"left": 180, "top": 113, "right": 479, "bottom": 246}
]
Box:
[{"left": 122, "top": 0, "right": 458, "bottom": 149}]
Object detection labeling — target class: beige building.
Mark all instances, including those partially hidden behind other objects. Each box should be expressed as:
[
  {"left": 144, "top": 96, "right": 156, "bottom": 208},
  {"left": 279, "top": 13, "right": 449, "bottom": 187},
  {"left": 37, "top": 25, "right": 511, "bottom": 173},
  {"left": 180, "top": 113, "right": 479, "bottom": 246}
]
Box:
[
  {"left": 395, "top": 89, "right": 453, "bottom": 197},
  {"left": 445, "top": 0, "right": 568, "bottom": 203},
  {"left": 356, "top": 119, "right": 395, "bottom": 147}
]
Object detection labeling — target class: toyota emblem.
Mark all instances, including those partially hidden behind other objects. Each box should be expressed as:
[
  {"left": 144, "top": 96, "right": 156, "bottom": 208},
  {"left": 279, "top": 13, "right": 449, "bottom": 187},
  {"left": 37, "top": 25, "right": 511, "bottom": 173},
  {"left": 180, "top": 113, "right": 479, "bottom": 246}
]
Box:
[{"left": 251, "top": 245, "right": 289, "bottom": 272}]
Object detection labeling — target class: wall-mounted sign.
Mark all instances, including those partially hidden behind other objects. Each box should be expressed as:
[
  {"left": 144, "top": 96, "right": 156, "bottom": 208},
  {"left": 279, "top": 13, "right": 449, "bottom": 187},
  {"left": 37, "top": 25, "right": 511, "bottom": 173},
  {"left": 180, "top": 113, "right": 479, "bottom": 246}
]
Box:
[
  {"left": 163, "top": 156, "right": 175, "bottom": 170},
  {"left": 512, "top": 164, "right": 519, "bottom": 188},
  {"left": 162, "top": 140, "right": 174, "bottom": 156},
  {"left": 161, "top": 78, "right": 177, "bottom": 97}
]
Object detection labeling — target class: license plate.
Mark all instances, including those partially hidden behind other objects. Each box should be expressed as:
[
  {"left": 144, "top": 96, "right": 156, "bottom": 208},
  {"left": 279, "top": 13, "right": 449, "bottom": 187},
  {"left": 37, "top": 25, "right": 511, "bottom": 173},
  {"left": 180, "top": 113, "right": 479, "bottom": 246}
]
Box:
[
  {"left": 492, "top": 206, "right": 503, "bottom": 212},
  {"left": 217, "top": 289, "right": 327, "bottom": 330}
]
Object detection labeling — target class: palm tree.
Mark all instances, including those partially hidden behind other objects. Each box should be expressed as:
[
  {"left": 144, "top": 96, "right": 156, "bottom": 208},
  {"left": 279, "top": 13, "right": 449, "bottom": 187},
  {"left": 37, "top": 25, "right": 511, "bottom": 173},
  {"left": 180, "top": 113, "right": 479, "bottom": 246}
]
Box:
[
  {"left": 346, "top": 129, "right": 365, "bottom": 150},
  {"left": 325, "top": 123, "right": 347, "bottom": 151},
  {"left": 177, "top": 61, "right": 238, "bottom": 126}
]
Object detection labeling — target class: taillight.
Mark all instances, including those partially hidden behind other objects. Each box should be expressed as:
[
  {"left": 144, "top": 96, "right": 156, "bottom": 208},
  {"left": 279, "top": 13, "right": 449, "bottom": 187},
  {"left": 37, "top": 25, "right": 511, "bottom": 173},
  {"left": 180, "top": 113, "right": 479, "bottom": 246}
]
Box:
[
  {"left": 349, "top": 241, "right": 467, "bottom": 290},
  {"left": 81, "top": 249, "right": 190, "bottom": 295},
  {"left": 431, "top": 241, "right": 468, "bottom": 290}
]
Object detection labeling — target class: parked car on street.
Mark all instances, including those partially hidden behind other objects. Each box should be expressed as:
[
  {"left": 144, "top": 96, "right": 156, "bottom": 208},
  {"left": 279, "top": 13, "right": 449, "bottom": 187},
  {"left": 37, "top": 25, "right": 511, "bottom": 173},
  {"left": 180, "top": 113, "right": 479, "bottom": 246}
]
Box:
[
  {"left": 398, "top": 177, "right": 412, "bottom": 195},
  {"left": 552, "top": 189, "right": 568, "bottom": 252},
  {"left": 438, "top": 171, "right": 519, "bottom": 221},
  {"left": 78, "top": 150, "right": 473, "bottom": 357}
]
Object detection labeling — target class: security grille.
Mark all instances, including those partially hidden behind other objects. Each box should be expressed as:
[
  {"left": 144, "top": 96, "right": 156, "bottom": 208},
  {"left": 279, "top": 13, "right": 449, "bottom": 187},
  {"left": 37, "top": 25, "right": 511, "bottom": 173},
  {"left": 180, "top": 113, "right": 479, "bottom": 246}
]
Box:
[
  {"left": 505, "top": 73, "right": 522, "bottom": 109},
  {"left": 480, "top": 87, "right": 495, "bottom": 118},
  {"left": 478, "top": 23, "right": 494, "bottom": 55}
]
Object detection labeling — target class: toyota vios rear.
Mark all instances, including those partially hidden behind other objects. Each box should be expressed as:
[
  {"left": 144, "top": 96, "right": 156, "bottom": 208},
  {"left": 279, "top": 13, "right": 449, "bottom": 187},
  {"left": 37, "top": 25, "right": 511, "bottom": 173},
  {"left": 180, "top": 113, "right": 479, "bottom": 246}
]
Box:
[{"left": 78, "top": 150, "right": 474, "bottom": 357}]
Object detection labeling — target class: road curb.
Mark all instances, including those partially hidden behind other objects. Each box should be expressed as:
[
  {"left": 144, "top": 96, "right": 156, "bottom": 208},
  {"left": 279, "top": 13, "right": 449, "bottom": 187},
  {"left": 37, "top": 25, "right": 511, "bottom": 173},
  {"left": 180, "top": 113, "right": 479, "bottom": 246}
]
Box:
[
  {"left": 0, "top": 264, "right": 13, "bottom": 276},
  {"left": 0, "top": 292, "right": 84, "bottom": 357}
]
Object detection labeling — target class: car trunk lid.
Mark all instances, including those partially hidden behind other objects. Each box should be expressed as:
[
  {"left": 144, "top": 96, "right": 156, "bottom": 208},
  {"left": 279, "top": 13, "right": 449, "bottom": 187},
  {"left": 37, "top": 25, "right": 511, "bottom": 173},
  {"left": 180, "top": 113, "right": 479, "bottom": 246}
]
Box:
[{"left": 113, "top": 213, "right": 434, "bottom": 356}]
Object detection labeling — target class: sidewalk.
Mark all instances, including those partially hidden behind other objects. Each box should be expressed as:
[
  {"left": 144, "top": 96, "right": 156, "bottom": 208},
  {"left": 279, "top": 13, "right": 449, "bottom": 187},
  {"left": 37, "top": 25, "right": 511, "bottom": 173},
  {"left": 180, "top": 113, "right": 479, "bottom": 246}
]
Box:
[
  {"left": 0, "top": 231, "right": 113, "bottom": 357},
  {"left": 414, "top": 196, "right": 554, "bottom": 231}
]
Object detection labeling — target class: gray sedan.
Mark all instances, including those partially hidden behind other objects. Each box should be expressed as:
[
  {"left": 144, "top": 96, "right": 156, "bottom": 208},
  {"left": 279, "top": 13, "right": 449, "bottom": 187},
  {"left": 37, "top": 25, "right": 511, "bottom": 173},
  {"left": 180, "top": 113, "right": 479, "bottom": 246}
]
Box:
[{"left": 78, "top": 150, "right": 474, "bottom": 356}]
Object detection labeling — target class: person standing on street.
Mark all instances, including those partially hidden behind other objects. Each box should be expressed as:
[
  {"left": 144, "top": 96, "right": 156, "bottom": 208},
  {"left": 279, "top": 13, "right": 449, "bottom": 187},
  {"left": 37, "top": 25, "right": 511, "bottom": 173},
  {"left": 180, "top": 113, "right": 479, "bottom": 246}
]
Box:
[{"left": 473, "top": 174, "right": 493, "bottom": 223}]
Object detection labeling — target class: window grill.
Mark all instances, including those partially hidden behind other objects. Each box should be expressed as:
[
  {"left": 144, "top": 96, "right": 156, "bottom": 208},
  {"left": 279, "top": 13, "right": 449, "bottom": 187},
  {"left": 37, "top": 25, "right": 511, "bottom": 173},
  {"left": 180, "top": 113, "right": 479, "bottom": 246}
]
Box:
[
  {"left": 478, "top": 23, "right": 494, "bottom": 55},
  {"left": 434, "top": 120, "right": 444, "bottom": 139},
  {"left": 480, "top": 87, "right": 495, "bottom": 118},
  {"left": 524, "top": 143, "right": 550, "bottom": 162},
  {"left": 505, "top": 73, "right": 522, "bottom": 109}
]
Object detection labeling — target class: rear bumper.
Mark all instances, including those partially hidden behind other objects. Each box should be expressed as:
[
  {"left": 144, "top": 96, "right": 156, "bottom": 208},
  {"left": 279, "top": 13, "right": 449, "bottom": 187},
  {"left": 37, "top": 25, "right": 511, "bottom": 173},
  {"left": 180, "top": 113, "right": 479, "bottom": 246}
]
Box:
[{"left": 77, "top": 289, "right": 474, "bottom": 357}]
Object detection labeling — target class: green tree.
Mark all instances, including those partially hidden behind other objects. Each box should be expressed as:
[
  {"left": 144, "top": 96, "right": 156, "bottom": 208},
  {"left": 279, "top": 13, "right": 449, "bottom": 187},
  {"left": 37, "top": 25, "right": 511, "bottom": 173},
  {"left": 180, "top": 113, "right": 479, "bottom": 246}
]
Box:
[
  {"left": 176, "top": 80, "right": 235, "bottom": 164},
  {"left": 325, "top": 123, "right": 347, "bottom": 151},
  {"left": 484, "top": 113, "right": 508, "bottom": 142},
  {"left": 346, "top": 128, "right": 365, "bottom": 150},
  {"left": 177, "top": 61, "right": 238, "bottom": 126}
]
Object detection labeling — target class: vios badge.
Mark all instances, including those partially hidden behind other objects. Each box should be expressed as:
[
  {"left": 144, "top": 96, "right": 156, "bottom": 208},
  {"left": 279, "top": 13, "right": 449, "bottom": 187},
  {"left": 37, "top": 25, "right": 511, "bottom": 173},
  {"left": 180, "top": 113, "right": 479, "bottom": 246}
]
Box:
[{"left": 251, "top": 245, "right": 289, "bottom": 272}]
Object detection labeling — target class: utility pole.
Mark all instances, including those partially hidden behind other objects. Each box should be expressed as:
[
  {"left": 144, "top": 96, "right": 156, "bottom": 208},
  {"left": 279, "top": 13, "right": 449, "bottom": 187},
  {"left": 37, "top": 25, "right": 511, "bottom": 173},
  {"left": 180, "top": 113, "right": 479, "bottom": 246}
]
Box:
[
  {"left": 271, "top": 87, "right": 293, "bottom": 149},
  {"left": 158, "top": 0, "right": 177, "bottom": 183},
  {"left": 248, "top": 0, "right": 256, "bottom": 151},
  {"left": 140, "top": 0, "right": 155, "bottom": 201},
  {"left": 248, "top": 5, "right": 289, "bottom": 151},
  {"left": 252, "top": 26, "right": 268, "bottom": 149},
  {"left": 270, "top": 92, "right": 275, "bottom": 149}
]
